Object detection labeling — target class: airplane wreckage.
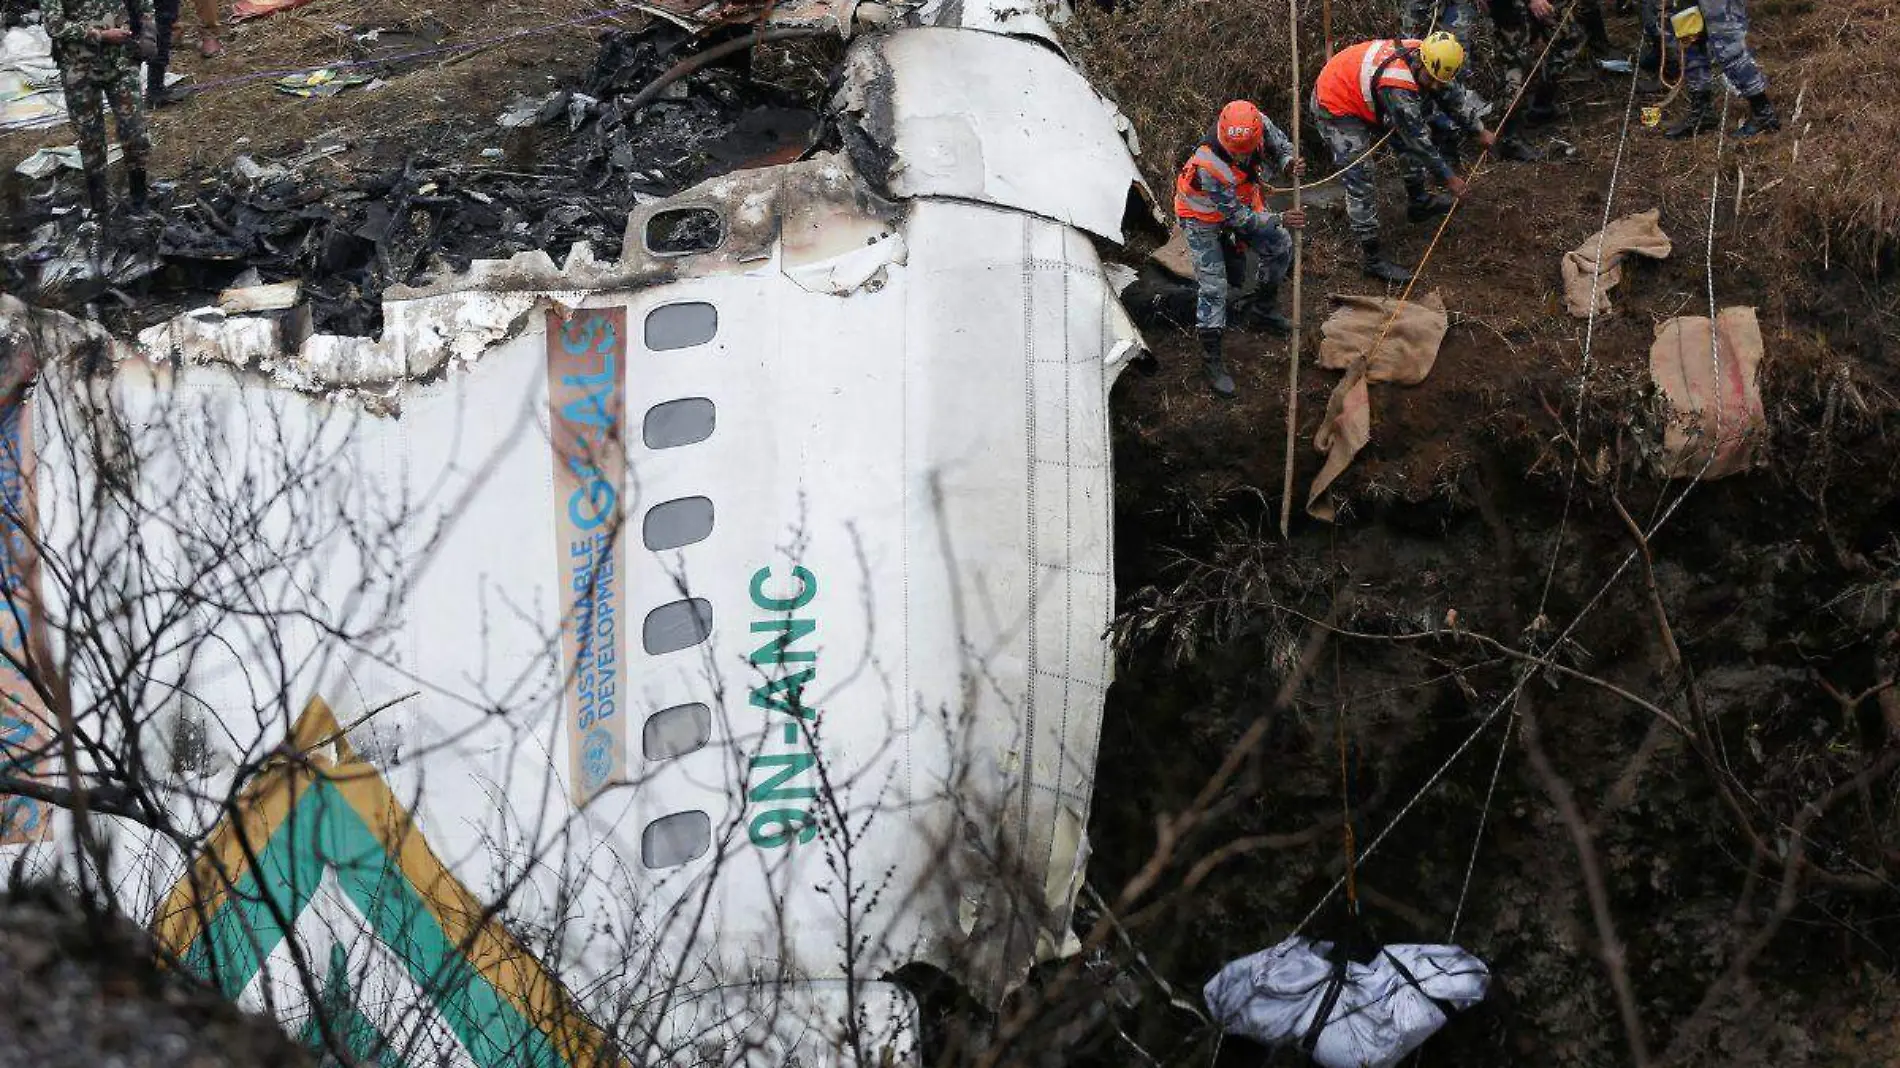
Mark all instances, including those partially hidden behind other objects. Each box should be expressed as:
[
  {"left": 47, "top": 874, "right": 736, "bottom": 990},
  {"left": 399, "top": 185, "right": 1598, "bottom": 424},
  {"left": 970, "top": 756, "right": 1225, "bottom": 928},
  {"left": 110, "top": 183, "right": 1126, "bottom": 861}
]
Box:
[{"left": 0, "top": 0, "right": 1159, "bottom": 1062}]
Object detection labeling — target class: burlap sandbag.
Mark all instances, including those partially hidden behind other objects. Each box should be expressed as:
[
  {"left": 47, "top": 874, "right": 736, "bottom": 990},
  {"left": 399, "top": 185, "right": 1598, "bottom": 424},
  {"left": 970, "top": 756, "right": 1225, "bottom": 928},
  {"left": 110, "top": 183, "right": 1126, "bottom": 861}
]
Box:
[
  {"left": 1307, "top": 291, "right": 1450, "bottom": 520},
  {"left": 1562, "top": 208, "right": 1672, "bottom": 319},
  {"left": 1650, "top": 306, "right": 1767, "bottom": 480},
  {"left": 1151, "top": 225, "right": 1194, "bottom": 280}
]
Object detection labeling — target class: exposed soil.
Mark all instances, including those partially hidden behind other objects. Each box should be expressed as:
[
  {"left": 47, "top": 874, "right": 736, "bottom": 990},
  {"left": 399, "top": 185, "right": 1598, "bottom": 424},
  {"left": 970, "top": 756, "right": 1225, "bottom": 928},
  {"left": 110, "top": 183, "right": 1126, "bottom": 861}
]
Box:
[{"left": 1084, "top": 10, "right": 1900, "bottom": 1067}]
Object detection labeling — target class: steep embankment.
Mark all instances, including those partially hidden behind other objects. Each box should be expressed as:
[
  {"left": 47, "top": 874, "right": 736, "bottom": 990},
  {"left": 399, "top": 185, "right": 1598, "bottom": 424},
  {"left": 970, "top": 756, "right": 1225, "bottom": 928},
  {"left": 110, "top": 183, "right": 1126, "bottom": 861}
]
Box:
[
  {"left": 0, "top": 886, "right": 309, "bottom": 1068},
  {"left": 1075, "top": 1, "right": 1900, "bottom": 1065}
]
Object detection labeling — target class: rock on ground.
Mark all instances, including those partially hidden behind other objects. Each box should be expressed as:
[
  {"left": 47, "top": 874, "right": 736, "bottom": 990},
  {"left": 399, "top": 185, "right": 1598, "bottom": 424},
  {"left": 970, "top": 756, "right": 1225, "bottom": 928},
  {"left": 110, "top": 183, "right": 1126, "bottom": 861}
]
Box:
[{"left": 0, "top": 885, "right": 308, "bottom": 1068}]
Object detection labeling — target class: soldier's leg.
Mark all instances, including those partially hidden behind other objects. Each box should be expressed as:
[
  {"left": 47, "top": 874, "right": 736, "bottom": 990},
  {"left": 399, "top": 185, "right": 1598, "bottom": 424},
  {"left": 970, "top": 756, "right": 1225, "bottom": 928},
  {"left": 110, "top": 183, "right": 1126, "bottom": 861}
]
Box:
[
  {"left": 1244, "top": 215, "right": 1293, "bottom": 319},
  {"left": 1184, "top": 223, "right": 1229, "bottom": 333},
  {"left": 148, "top": 0, "right": 182, "bottom": 101},
  {"left": 1318, "top": 113, "right": 1382, "bottom": 247},
  {"left": 1185, "top": 222, "right": 1238, "bottom": 396},
  {"left": 1702, "top": 0, "right": 1768, "bottom": 96},
  {"left": 1489, "top": 0, "right": 1533, "bottom": 108},
  {"left": 58, "top": 65, "right": 113, "bottom": 215},
  {"left": 1664, "top": 6, "right": 1720, "bottom": 136},
  {"left": 1576, "top": 0, "right": 1612, "bottom": 53},
  {"left": 1243, "top": 218, "right": 1292, "bottom": 289},
  {"left": 103, "top": 63, "right": 153, "bottom": 209},
  {"left": 1639, "top": 0, "right": 1662, "bottom": 68}
]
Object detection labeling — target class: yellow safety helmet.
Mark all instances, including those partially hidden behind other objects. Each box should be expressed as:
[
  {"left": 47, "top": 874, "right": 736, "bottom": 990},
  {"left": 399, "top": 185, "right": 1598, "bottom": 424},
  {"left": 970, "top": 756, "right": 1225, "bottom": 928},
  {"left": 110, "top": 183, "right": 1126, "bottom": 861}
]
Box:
[{"left": 1417, "top": 31, "right": 1466, "bottom": 83}]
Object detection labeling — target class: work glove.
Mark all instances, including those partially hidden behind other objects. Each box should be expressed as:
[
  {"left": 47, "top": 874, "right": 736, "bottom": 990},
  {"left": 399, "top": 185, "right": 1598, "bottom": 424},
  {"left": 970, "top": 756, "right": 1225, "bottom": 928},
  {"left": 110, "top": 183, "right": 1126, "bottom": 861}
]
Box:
[{"left": 137, "top": 25, "right": 158, "bottom": 60}]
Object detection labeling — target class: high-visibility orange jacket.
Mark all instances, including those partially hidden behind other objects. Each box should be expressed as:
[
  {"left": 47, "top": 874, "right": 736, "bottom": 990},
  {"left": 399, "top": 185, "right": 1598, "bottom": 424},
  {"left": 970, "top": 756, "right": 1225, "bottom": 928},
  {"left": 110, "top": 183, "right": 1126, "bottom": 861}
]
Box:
[
  {"left": 1173, "top": 144, "right": 1265, "bottom": 224},
  {"left": 1315, "top": 38, "right": 1422, "bottom": 125}
]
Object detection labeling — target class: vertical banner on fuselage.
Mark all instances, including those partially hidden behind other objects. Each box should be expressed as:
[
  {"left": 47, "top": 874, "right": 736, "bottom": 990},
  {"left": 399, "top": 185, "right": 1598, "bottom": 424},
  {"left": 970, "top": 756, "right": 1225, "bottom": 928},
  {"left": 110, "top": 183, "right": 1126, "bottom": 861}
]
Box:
[
  {"left": 0, "top": 397, "right": 51, "bottom": 845},
  {"left": 546, "top": 307, "right": 629, "bottom": 806}
]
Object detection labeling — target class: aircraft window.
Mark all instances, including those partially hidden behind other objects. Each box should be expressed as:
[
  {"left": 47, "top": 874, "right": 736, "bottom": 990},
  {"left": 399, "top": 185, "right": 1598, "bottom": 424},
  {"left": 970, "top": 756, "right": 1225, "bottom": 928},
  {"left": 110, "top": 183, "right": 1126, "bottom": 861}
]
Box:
[
  {"left": 644, "top": 597, "right": 713, "bottom": 655},
  {"left": 644, "top": 496, "right": 714, "bottom": 551},
  {"left": 641, "top": 810, "right": 711, "bottom": 868},
  {"left": 643, "top": 702, "right": 711, "bottom": 760},
  {"left": 642, "top": 397, "right": 715, "bottom": 449},
  {"left": 644, "top": 301, "right": 718, "bottom": 351},
  {"left": 645, "top": 208, "right": 723, "bottom": 256}
]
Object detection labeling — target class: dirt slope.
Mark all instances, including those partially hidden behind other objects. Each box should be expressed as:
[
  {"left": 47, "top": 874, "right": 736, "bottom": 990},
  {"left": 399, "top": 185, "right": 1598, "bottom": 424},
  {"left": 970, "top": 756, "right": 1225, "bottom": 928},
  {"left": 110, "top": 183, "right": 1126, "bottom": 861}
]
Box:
[{"left": 1082, "top": 3, "right": 1900, "bottom": 1066}]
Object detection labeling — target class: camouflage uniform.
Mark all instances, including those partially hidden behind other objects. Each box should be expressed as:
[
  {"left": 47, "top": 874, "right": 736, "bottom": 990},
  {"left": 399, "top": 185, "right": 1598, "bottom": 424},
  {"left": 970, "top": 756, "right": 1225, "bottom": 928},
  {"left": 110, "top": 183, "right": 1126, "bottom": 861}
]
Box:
[
  {"left": 1399, "top": 0, "right": 1479, "bottom": 50},
  {"left": 1668, "top": 0, "right": 1768, "bottom": 96},
  {"left": 1183, "top": 120, "right": 1296, "bottom": 331},
  {"left": 42, "top": 0, "right": 154, "bottom": 198},
  {"left": 1311, "top": 71, "right": 1490, "bottom": 245},
  {"left": 1489, "top": 0, "right": 1588, "bottom": 120}
]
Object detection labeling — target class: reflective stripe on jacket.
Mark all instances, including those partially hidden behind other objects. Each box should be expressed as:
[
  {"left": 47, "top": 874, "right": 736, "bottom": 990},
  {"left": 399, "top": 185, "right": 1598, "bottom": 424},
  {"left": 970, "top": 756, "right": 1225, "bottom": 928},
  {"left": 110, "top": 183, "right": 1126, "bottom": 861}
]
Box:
[
  {"left": 1172, "top": 144, "right": 1264, "bottom": 224},
  {"left": 1315, "top": 38, "right": 1421, "bottom": 124}
]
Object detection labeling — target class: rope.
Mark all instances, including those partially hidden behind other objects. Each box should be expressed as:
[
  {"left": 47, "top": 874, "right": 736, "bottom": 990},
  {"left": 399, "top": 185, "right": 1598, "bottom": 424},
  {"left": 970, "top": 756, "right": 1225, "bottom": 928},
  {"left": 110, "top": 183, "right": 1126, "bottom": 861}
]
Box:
[
  {"left": 1263, "top": 131, "right": 1396, "bottom": 195},
  {"left": 1447, "top": 694, "right": 1516, "bottom": 939},
  {"left": 1430, "top": 57, "right": 1642, "bottom": 958},
  {"left": 1536, "top": 51, "right": 1643, "bottom": 613},
  {"left": 1292, "top": 78, "right": 1742, "bottom": 938},
  {"left": 1345, "top": 0, "right": 1585, "bottom": 396}
]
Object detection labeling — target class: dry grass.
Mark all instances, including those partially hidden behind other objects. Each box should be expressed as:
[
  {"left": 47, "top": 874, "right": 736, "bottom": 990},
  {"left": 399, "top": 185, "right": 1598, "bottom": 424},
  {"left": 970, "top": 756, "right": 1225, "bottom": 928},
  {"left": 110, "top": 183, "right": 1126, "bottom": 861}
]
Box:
[{"left": 1764, "top": 0, "right": 1900, "bottom": 271}]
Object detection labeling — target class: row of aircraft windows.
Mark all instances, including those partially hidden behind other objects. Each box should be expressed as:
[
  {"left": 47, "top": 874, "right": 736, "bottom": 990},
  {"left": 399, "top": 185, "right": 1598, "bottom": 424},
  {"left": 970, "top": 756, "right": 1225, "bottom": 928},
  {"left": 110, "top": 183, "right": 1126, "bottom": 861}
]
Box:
[{"left": 639, "top": 301, "right": 717, "bottom": 871}]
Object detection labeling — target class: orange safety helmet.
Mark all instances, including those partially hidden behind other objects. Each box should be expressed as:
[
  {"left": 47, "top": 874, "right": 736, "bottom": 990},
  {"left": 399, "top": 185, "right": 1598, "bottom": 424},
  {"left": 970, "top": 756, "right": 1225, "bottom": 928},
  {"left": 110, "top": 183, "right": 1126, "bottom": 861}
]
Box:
[{"left": 1216, "top": 100, "right": 1266, "bottom": 156}]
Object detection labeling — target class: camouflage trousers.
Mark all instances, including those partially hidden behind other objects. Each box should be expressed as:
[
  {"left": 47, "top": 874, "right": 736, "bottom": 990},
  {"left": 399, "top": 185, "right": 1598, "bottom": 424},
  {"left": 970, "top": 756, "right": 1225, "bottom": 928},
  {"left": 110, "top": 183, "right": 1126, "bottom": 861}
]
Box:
[
  {"left": 54, "top": 44, "right": 151, "bottom": 183},
  {"left": 1670, "top": 0, "right": 1768, "bottom": 96},
  {"left": 1313, "top": 103, "right": 1429, "bottom": 246},
  {"left": 1399, "top": 0, "right": 1479, "bottom": 49},
  {"left": 1489, "top": 0, "right": 1588, "bottom": 112},
  {"left": 1184, "top": 216, "right": 1292, "bottom": 331}
]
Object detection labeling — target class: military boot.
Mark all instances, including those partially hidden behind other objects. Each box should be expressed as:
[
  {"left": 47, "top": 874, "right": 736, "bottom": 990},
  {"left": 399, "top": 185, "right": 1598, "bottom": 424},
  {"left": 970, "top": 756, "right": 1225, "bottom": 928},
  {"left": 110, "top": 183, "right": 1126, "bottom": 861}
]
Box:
[
  {"left": 84, "top": 172, "right": 111, "bottom": 219},
  {"left": 1524, "top": 82, "right": 1563, "bottom": 126},
  {"left": 1737, "top": 93, "right": 1781, "bottom": 137},
  {"left": 1362, "top": 241, "right": 1414, "bottom": 284},
  {"left": 1581, "top": 7, "right": 1613, "bottom": 57},
  {"left": 127, "top": 168, "right": 150, "bottom": 214},
  {"left": 1199, "top": 328, "right": 1237, "bottom": 400},
  {"left": 1665, "top": 88, "right": 1717, "bottom": 138},
  {"left": 1252, "top": 282, "right": 1292, "bottom": 336}
]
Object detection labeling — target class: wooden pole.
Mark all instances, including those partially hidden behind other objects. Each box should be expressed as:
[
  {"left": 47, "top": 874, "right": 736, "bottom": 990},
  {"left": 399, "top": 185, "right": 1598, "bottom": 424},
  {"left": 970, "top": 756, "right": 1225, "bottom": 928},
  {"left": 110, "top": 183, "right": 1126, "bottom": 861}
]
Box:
[{"left": 1279, "top": 0, "right": 1303, "bottom": 538}]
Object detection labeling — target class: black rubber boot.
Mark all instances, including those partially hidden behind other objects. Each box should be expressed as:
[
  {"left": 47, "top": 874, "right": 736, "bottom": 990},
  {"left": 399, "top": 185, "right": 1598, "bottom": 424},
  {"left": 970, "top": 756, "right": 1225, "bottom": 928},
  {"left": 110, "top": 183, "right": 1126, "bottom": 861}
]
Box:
[
  {"left": 84, "top": 172, "right": 111, "bottom": 219},
  {"left": 1253, "top": 282, "right": 1292, "bottom": 336},
  {"left": 127, "top": 168, "right": 150, "bottom": 214},
  {"left": 1665, "top": 88, "right": 1717, "bottom": 138},
  {"left": 1579, "top": 0, "right": 1613, "bottom": 56},
  {"left": 1362, "top": 241, "right": 1414, "bottom": 284},
  {"left": 1199, "top": 328, "right": 1237, "bottom": 400},
  {"left": 1524, "top": 82, "right": 1562, "bottom": 126},
  {"left": 1406, "top": 191, "right": 1455, "bottom": 223},
  {"left": 1737, "top": 93, "right": 1781, "bottom": 137},
  {"left": 1497, "top": 134, "right": 1545, "bottom": 162}
]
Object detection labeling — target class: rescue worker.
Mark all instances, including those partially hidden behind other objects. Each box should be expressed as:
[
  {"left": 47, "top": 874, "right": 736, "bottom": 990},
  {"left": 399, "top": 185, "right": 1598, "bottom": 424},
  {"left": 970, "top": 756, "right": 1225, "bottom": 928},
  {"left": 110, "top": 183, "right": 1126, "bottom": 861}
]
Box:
[
  {"left": 1663, "top": 0, "right": 1779, "bottom": 137},
  {"left": 1312, "top": 33, "right": 1497, "bottom": 284},
  {"left": 43, "top": 0, "right": 156, "bottom": 218},
  {"left": 1173, "top": 100, "right": 1307, "bottom": 400}
]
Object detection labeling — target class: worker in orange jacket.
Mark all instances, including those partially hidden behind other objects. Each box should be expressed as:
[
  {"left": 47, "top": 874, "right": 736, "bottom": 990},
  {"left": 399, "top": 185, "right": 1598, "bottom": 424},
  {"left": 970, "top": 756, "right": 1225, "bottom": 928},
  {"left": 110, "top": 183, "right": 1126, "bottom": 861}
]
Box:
[
  {"left": 1311, "top": 33, "right": 1496, "bottom": 283},
  {"left": 1174, "top": 101, "right": 1306, "bottom": 400}
]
